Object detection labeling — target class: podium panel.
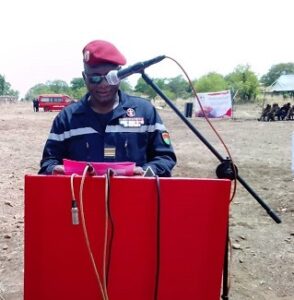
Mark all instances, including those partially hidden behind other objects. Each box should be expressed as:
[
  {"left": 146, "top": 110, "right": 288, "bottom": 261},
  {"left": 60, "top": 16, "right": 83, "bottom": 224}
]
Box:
[{"left": 24, "top": 175, "right": 231, "bottom": 300}]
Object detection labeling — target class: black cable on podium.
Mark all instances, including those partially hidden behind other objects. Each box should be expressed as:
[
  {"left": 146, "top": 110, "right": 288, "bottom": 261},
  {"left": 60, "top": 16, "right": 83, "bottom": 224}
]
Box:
[{"left": 139, "top": 71, "right": 282, "bottom": 300}]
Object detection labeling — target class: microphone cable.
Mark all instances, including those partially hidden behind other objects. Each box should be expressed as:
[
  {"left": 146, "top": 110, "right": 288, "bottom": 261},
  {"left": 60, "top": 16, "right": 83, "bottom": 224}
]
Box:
[
  {"left": 101, "top": 169, "right": 111, "bottom": 300},
  {"left": 105, "top": 169, "right": 115, "bottom": 286},
  {"left": 165, "top": 56, "right": 237, "bottom": 202},
  {"left": 70, "top": 166, "right": 108, "bottom": 300},
  {"left": 165, "top": 56, "right": 237, "bottom": 296},
  {"left": 68, "top": 168, "right": 116, "bottom": 300}
]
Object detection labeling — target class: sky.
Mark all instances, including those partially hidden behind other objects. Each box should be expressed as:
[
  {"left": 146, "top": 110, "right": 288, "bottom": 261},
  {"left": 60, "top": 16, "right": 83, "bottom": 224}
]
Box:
[{"left": 1, "top": 0, "right": 294, "bottom": 98}]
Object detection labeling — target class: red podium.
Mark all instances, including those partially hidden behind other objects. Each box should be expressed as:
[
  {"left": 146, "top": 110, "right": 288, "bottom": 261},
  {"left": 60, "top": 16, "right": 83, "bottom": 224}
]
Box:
[{"left": 24, "top": 175, "right": 231, "bottom": 300}]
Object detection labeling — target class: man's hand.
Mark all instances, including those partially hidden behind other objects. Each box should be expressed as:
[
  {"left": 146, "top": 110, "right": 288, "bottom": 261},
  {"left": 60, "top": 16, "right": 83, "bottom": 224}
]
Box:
[
  {"left": 52, "top": 165, "right": 65, "bottom": 175},
  {"left": 133, "top": 166, "right": 144, "bottom": 176}
]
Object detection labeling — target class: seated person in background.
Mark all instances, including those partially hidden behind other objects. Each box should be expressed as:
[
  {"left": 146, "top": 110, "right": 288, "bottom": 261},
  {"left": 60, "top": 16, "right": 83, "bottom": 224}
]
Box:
[
  {"left": 285, "top": 104, "right": 294, "bottom": 120},
  {"left": 258, "top": 104, "right": 271, "bottom": 121},
  {"left": 38, "top": 40, "right": 177, "bottom": 177},
  {"left": 267, "top": 103, "right": 280, "bottom": 121},
  {"left": 276, "top": 102, "right": 291, "bottom": 120}
]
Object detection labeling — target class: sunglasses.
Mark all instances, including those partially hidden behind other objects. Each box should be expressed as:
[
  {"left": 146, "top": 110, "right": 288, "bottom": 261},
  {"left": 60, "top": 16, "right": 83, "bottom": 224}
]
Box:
[{"left": 83, "top": 72, "right": 108, "bottom": 85}]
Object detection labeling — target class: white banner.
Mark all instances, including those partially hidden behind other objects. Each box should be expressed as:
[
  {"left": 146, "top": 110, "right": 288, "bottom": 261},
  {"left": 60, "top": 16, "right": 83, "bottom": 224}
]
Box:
[{"left": 194, "top": 90, "right": 232, "bottom": 118}]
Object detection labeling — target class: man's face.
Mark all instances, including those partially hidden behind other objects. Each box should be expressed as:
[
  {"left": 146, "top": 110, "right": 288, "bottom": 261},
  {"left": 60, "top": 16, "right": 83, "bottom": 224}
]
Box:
[{"left": 83, "top": 63, "right": 120, "bottom": 106}]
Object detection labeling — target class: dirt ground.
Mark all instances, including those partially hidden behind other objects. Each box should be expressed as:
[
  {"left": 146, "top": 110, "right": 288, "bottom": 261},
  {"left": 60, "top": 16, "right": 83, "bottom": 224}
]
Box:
[{"left": 0, "top": 101, "right": 293, "bottom": 300}]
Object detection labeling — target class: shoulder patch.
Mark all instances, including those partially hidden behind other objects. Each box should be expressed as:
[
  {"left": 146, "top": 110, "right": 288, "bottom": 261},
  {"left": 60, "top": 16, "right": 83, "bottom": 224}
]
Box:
[{"left": 162, "top": 131, "right": 171, "bottom": 145}]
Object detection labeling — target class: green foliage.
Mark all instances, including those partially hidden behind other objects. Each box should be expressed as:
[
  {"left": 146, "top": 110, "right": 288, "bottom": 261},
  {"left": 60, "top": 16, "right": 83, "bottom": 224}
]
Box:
[
  {"left": 26, "top": 83, "right": 53, "bottom": 100},
  {"left": 260, "top": 63, "right": 294, "bottom": 86},
  {"left": 26, "top": 80, "right": 72, "bottom": 100},
  {"left": 120, "top": 79, "right": 133, "bottom": 93},
  {"left": 70, "top": 87, "right": 87, "bottom": 100},
  {"left": 134, "top": 77, "right": 158, "bottom": 99},
  {"left": 26, "top": 77, "right": 136, "bottom": 101},
  {"left": 225, "top": 65, "right": 259, "bottom": 102},
  {"left": 0, "top": 74, "right": 19, "bottom": 97},
  {"left": 165, "top": 75, "right": 190, "bottom": 99},
  {"left": 46, "top": 80, "right": 70, "bottom": 94},
  {"left": 134, "top": 76, "right": 190, "bottom": 100},
  {"left": 70, "top": 77, "right": 85, "bottom": 90},
  {"left": 70, "top": 77, "right": 86, "bottom": 99},
  {"left": 26, "top": 61, "right": 294, "bottom": 103},
  {"left": 194, "top": 72, "right": 228, "bottom": 93}
]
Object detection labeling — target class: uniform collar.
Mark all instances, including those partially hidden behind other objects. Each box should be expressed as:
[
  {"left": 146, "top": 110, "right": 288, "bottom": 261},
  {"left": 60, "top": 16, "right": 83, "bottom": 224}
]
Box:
[{"left": 73, "top": 91, "right": 138, "bottom": 117}]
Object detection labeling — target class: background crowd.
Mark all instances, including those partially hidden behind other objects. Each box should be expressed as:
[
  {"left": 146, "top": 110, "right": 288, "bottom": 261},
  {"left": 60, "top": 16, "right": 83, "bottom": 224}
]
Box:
[{"left": 258, "top": 102, "right": 294, "bottom": 121}]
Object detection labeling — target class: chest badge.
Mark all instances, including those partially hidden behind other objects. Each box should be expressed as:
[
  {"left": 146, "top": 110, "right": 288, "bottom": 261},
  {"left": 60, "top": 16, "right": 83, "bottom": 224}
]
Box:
[
  {"left": 119, "top": 117, "right": 144, "bottom": 127},
  {"left": 126, "top": 108, "right": 135, "bottom": 117}
]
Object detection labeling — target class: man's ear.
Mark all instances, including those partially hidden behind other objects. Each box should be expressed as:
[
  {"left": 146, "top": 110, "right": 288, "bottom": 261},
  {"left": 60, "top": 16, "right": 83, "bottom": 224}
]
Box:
[{"left": 82, "top": 71, "right": 86, "bottom": 81}]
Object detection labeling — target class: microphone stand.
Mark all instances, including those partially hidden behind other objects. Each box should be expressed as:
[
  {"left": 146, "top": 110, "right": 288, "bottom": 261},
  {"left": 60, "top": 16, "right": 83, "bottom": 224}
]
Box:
[{"left": 140, "top": 71, "right": 282, "bottom": 299}]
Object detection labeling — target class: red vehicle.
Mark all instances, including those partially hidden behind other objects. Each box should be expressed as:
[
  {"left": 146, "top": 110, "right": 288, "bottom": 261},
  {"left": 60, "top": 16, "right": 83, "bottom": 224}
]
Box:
[{"left": 38, "top": 94, "right": 73, "bottom": 112}]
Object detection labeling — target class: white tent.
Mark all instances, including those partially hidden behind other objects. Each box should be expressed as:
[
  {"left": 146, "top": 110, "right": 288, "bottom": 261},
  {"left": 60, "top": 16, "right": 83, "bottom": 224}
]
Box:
[{"left": 270, "top": 74, "right": 294, "bottom": 92}]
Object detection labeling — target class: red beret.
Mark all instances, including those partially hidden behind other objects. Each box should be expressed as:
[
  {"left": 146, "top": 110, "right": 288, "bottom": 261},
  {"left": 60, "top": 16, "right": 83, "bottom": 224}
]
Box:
[{"left": 83, "top": 40, "right": 126, "bottom": 66}]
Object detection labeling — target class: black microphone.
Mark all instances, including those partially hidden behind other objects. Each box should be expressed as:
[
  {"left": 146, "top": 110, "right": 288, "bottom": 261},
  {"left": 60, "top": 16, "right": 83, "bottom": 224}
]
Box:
[{"left": 106, "top": 55, "right": 166, "bottom": 85}]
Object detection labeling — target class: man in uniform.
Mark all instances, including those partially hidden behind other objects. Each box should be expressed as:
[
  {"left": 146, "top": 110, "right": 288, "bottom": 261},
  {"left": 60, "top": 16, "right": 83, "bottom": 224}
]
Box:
[{"left": 39, "top": 40, "right": 176, "bottom": 176}]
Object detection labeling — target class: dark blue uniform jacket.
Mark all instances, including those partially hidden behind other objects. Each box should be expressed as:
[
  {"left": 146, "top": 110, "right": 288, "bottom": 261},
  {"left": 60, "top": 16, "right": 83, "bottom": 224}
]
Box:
[{"left": 39, "top": 91, "right": 176, "bottom": 176}]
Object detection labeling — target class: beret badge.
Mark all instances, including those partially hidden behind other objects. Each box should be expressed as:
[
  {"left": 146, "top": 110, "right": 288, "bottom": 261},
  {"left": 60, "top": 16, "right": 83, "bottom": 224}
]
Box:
[{"left": 83, "top": 50, "right": 90, "bottom": 62}]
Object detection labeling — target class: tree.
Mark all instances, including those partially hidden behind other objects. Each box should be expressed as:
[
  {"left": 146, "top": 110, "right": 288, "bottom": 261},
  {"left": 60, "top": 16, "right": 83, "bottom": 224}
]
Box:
[
  {"left": 25, "top": 80, "right": 71, "bottom": 100},
  {"left": 260, "top": 63, "right": 294, "bottom": 86},
  {"left": 225, "top": 65, "right": 259, "bottom": 102},
  {"left": 0, "top": 74, "right": 19, "bottom": 97},
  {"left": 194, "top": 72, "right": 228, "bottom": 93},
  {"left": 134, "top": 77, "right": 158, "bottom": 99},
  {"left": 70, "top": 77, "right": 85, "bottom": 90},
  {"left": 165, "top": 75, "right": 190, "bottom": 99},
  {"left": 134, "top": 76, "right": 190, "bottom": 100},
  {"left": 0, "top": 75, "right": 5, "bottom": 95},
  {"left": 120, "top": 79, "right": 133, "bottom": 93},
  {"left": 46, "top": 80, "right": 70, "bottom": 94},
  {"left": 70, "top": 78, "right": 86, "bottom": 99},
  {"left": 25, "top": 83, "right": 51, "bottom": 100}
]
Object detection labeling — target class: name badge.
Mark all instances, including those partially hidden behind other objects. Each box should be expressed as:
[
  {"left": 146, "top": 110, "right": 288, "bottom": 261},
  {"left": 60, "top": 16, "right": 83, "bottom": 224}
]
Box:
[{"left": 119, "top": 117, "right": 144, "bottom": 128}]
